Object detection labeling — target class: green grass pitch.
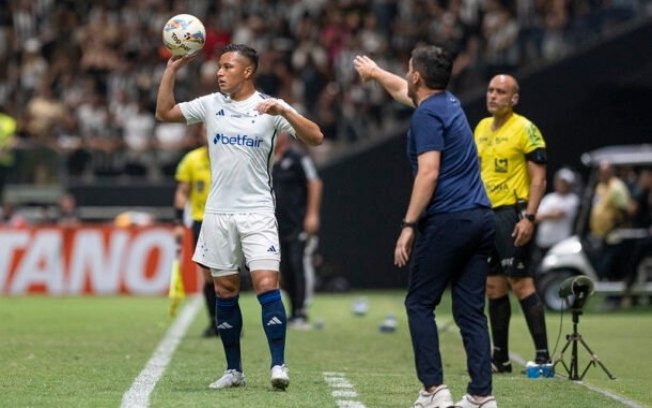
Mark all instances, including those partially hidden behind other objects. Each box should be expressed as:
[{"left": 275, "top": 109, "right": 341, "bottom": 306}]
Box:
[{"left": 1, "top": 292, "right": 650, "bottom": 407}]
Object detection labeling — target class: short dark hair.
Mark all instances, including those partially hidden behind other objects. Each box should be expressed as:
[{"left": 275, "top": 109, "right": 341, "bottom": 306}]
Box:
[
  {"left": 222, "top": 43, "right": 259, "bottom": 74},
  {"left": 410, "top": 45, "right": 453, "bottom": 90}
]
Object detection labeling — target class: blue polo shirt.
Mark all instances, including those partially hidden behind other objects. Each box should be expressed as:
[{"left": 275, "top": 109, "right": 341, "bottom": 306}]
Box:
[{"left": 407, "top": 91, "right": 490, "bottom": 215}]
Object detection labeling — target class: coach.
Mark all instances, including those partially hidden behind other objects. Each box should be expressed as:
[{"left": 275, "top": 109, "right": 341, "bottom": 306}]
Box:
[{"left": 354, "top": 46, "right": 497, "bottom": 408}]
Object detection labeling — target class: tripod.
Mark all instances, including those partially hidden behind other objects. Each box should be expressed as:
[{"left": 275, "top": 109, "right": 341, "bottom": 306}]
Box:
[{"left": 554, "top": 308, "right": 616, "bottom": 381}]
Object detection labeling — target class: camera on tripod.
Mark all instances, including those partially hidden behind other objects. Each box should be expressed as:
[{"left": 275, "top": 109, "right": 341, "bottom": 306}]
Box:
[
  {"left": 558, "top": 275, "right": 594, "bottom": 311},
  {"left": 554, "top": 276, "right": 616, "bottom": 381}
]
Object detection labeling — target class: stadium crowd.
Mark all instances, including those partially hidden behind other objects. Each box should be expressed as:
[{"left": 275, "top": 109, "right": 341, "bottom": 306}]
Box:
[{"left": 0, "top": 0, "right": 648, "bottom": 184}]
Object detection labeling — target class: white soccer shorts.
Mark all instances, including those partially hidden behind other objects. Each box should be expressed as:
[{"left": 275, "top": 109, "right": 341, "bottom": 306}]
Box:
[{"left": 193, "top": 212, "right": 281, "bottom": 276}]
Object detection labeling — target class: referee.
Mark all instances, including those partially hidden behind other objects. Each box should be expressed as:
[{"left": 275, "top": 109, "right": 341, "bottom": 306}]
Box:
[
  {"left": 273, "top": 131, "right": 322, "bottom": 329},
  {"left": 474, "top": 74, "right": 549, "bottom": 372}
]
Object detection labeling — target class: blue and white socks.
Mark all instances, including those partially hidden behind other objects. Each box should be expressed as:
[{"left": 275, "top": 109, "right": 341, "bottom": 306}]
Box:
[
  {"left": 216, "top": 295, "right": 243, "bottom": 371},
  {"left": 258, "top": 289, "right": 287, "bottom": 367}
]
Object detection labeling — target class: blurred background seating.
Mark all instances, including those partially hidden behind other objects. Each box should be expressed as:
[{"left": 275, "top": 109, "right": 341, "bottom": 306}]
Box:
[{"left": 0, "top": 0, "right": 650, "bottom": 224}]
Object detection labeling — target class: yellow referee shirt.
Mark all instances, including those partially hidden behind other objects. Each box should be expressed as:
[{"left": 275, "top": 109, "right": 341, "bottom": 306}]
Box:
[
  {"left": 175, "top": 146, "right": 210, "bottom": 221},
  {"left": 0, "top": 113, "right": 17, "bottom": 166},
  {"left": 474, "top": 113, "right": 546, "bottom": 208}
]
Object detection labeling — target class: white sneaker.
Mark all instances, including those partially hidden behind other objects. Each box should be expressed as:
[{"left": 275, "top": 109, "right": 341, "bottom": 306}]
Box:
[
  {"left": 413, "top": 385, "right": 455, "bottom": 408},
  {"left": 270, "top": 364, "right": 290, "bottom": 390},
  {"left": 288, "top": 317, "right": 312, "bottom": 331},
  {"left": 208, "top": 369, "right": 246, "bottom": 389},
  {"left": 455, "top": 394, "right": 497, "bottom": 408}
]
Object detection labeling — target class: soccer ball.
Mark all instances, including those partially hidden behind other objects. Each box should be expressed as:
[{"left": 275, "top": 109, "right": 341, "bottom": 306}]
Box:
[{"left": 162, "top": 14, "right": 206, "bottom": 57}]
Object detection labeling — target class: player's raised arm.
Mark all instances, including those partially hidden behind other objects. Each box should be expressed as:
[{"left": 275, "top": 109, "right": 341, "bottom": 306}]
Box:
[
  {"left": 155, "top": 55, "right": 196, "bottom": 123},
  {"left": 256, "top": 99, "right": 324, "bottom": 146},
  {"left": 281, "top": 109, "right": 323, "bottom": 146},
  {"left": 353, "top": 55, "right": 415, "bottom": 108}
]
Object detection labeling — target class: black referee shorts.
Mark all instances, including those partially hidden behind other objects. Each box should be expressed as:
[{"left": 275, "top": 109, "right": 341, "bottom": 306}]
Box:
[
  {"left": 487, "top": 206, "right": 534, "bottom": 278},
  {"left": 192, "top": 220, "right": 203, "bottom": 247}
]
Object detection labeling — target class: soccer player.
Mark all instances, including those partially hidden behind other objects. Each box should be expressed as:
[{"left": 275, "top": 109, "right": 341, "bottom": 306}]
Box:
[
  {"left": 474, "top": 74, "right": 550, "bottom": 372},
  {"left": 173, "top": 128, "right": 217, "bottom": 338},
  {"left": 156, "top": 44, "right": 323, "bottom": 391},
  {"left": 354, "top": 48, "right": 498, "bottom": 408},
  {"left": 273, "top": 131, "right": 322, "bottom": 329}
]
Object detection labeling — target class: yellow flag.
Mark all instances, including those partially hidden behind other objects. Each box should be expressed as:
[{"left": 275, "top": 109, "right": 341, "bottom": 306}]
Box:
[{"left": 168, "top": 258, "right": 186, "bottom": 318}]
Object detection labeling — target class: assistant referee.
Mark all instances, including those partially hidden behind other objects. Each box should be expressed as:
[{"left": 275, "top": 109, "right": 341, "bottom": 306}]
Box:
[
  {"left": 174, "top": 133, "right": 216, "bottom": 337},
  {"left": 474, "top": 74, "right": 549, "bottom": 372}
]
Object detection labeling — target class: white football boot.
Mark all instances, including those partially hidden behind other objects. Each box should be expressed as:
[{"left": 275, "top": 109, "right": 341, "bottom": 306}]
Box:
[
  {"left": 270, "top": 364, "right": 290, "bottom": 390},
  {"left": 208, "top": 369, "right": 246, "bottom": 389}
]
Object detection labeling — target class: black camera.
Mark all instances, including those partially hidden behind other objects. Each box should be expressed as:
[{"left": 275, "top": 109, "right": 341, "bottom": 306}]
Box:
[{"left": 558, "top": 276, "right": 594, "bottom": 311}]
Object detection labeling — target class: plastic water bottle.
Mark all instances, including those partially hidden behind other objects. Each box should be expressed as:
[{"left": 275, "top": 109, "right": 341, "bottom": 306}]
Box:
[
  {"left": 352, "top": 297, "right": 368, "bottom": 316},
  {"left": 526, "top": 361, "right": 554, "bottom": 378},
  {"left": 379, "top": 314, "right": 397, "bottom": 333}
]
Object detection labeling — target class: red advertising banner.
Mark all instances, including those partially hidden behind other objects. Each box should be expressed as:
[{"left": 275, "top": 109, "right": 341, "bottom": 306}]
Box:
[{"left": 0, "top": 226, "right": 199, "bottom": 295}]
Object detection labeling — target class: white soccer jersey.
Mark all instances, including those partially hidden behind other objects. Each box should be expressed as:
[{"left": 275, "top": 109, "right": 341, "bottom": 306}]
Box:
[{"left": 179, "top": 91, "right": 296, "bottom": 214}]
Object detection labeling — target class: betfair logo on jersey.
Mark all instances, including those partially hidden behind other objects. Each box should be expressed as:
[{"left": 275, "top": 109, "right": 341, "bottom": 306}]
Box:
[{"left": 213, "top": 133, "right": 263, "bottom": 147}]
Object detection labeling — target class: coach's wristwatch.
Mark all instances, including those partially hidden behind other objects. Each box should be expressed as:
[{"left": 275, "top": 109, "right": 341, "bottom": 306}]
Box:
[{"left": 523, "top": 213, "right": 536, "bottom": 223}]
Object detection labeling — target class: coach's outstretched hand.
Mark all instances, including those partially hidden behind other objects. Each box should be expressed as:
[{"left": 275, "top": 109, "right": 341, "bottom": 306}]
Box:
[
  {"left": 353, "top": 54, "right": 414, "bottom": 108},
  {"left": 353, "top": 55, "right": 379, "bottom": 82}
]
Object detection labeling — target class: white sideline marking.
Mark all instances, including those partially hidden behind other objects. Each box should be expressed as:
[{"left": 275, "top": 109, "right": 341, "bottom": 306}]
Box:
[
  {"left": 509, "top": 353, "right": 645, "bottom": 408},
  {"left": 323, "top": 372, "right": 366, "bottom": 408},
  {"left": 440, "top": 319, "right": 644, "bottom": 408},
  {"left": 332, "top": 390, "right": 358, "bottom": 398},
  {"left": 578, "top": 381, "right": 647, "bottom": 408},
  {"left": 121, "top": 296, "right": 202, "bottom": 408}
]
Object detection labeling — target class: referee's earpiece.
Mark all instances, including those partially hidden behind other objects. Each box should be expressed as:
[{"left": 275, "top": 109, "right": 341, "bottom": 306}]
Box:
[{"left": 511, "top": 93, "right": 519, "bottom": 106}]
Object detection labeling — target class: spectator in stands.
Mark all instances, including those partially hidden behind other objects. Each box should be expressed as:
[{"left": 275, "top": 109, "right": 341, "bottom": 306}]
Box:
[
  {"left": 122, "top": 99, "right": 157, "bottom": 177},
  {"left": 628, "top": 169, "right": 652, "bottom": 229},
  {"left": 589, "top": 161, "right": 631, "bottom": 280},
  {"left": 77, "top": 91, "right": 122, "bottom": 177},
  {"left": 622, "top": 169, "right": 652, "bottom": 307},
  {"left": 0, "top": 1, "right": 645, "bottom": 184},
  {"left": 155, "top": 121, "right": 188, "bottom": 177},
  {"left": 1, "top": 201, "right": 28, "bottom": 228},
  {"left": 19, "top": 39, "right": 48, "bottom": 103},
  {"left": 590, "top": 161, "right": 632, "bottom": 238},
  {"left": 56, "top": 192, "right": 81, "bottom": 227},
  {"left": 0, "top": 0, "right": 11, "bottom": 67},
  {"left": 533, "top": 168, "right": 579, "bottom": 266},
  {"left": 541, "top": 0, "right": 571, "bottom": 61},
  {"left": 23, "top": 83, "right": 73, "bottom": 184},
  {"left": 482, "top": 0, "right": 520, "bottom": 76}
]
